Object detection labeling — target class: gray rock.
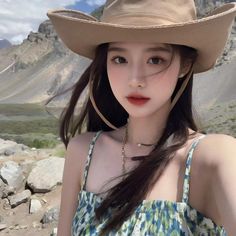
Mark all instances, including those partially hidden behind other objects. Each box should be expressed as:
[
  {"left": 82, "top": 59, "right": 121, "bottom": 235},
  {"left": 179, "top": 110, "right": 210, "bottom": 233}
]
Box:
[
  {"left": 2, "top": 198, "right": 11, "bottom": 210},
  {"left": 9, "top": 224, "right": 28, "bottom": 230},
  {"left": 0, "top": 139, "right": 17, "bottom": 155},
  {"left": 0, "top": 215, "right": 7, "bottom": 230},
  {"left": 27, "top": 20, "right": 58, "bottom": 44},
  {"left": 41, "top": 207, "right": 59, "bottom": 224},
  {"left": 20, "top": 159, "right": 35, "bottom": 178},
  {"left": 30, "top": 198, "right": 42, "bottom": 214},
  {"left": 0, "top": 139, "right": 27, "bottom": 157},
  {"left": 8, "top": 189, "right": 31, "bottom": 208},
  {"left": 4, "top": 149, "right": 15, "bottom": 156},
  {"left": 27, "top": 32, "right": 44, "bottom": 43},
  {"left": 0, "top": 178, "right": 5, "bottom": 198},
  {"left": 0, "top": 178, "right": 15, "bottom": 198},
  {"left": 38, "top": 20, "right": 58, "bottom": 40},
  {"left": 0, "top": 161, "right": 24, "bottom": 191},
  {"left": 27, "top": 157, "right": 64, "bottom": 193},
  {"left": 50, "top": 227, "right": 58, "bottom": 236},
  {"left": 21, "top": 144, "right": 28, "bottom": 151},
  {"left": 0, "top": 223, "right": 7, "bottom": 231}
]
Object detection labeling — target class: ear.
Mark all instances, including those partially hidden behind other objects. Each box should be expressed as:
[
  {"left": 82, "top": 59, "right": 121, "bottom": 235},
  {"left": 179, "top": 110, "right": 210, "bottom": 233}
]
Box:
[{"left": 178, "top": 59, "right": 192, "bottom": 78}]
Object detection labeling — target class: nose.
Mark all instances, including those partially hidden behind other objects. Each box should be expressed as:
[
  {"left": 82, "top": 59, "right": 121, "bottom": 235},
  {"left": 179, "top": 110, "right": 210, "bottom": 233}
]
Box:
[{"left": 128, "top": 64, "right": 146, "bottom": 88}]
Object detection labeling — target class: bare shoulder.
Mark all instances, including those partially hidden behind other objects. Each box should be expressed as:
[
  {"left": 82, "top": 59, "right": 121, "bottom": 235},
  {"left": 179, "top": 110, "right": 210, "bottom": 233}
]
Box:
[
  {"left": 56, "top": 132, "right": 98, "bottom": 235},
  {"left": 197, "top": 133, "right": 236, "bottom": 233},
  {"left": 66, "top": 131, "right": 97, "bottom": 174},
  {"left": 195, "top": 133, "right": 236, "bottom": 167},
  {"left": 67, "top": 131, "right": 97, "bottom": 153},
  {"left": 63, "top": 131, "right": 99, "bottom": 188}
]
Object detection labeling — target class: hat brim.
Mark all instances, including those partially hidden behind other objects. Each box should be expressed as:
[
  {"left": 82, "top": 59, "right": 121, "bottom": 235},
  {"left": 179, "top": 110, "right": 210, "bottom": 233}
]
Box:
[{"left": 47, "top": 3, "right": 236, "bottom": 73}]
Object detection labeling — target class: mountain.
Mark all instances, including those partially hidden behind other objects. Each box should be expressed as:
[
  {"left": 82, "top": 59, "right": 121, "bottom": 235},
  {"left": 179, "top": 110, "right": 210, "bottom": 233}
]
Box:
[
  {"left": 193, "top": 58, "right": 236, "bottom": 135},
  {"left": 0, "top": 39, "right": 12, "bottom": 49},
  {"left": 0, "top": 20, "right": 91, "bottom": 105},
  {"left": 0, "top": 1, "right": 235, "bottom": 113},
  {"left": 0, "top": 1, "right": 235, "bottom": 104},
  {"left": 90, "top": 5, "right": 104, "bottom": 19}
]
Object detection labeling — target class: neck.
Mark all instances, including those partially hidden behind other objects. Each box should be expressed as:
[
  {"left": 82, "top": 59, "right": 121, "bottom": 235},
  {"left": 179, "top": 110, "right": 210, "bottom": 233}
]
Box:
[{"left": 126, "top": 102, "right": 171, "bottom": 146}]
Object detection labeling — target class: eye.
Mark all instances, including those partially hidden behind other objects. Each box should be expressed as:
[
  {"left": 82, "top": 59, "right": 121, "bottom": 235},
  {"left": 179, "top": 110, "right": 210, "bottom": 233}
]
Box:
[
  {"left": 111, "top": 56, "right": 127, "bottom": 64},
  {"left": 148, "top": 57, "right": 164, "bottom": 65}
]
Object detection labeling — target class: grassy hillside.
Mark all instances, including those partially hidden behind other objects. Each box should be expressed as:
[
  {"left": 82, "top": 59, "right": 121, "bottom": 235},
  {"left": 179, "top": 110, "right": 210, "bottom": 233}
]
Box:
[{"left": 0, "top": 104, "right": 60, "bottom": 148}]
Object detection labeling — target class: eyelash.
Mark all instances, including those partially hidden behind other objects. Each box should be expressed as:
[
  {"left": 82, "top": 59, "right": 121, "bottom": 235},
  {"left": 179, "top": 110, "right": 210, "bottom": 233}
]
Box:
[{"left": 110, "top": 56, "right": 165, "bottom": 65}]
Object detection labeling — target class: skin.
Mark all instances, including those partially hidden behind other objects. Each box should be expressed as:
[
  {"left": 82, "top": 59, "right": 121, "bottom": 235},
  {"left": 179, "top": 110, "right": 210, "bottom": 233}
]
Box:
[
  {"left": 106, "top": 42, "right": 185, "bottom": 144},
  {"left": 57, "top": 42, "right": 236, "bottom": 236}
]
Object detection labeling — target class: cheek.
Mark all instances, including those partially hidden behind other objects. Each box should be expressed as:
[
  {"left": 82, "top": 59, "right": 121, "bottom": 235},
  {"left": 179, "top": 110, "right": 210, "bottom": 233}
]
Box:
[
  {"left": 107, "top": 66, "right": 124, "bottom": 97},
  {"left": 160, "top": 59, "right": 180, "bottom": 90},
  {"left": 149, "top": 65, "right": 180, "bottom": 98}
]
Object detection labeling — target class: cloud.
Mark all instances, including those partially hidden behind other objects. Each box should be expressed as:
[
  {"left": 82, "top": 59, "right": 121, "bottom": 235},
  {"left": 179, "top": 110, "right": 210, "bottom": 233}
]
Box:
[
  {"left": 0, "top": 0, "right": 79, "bottom": 44},
  {"left": 86, "top": 0, "right": 106, "bottom": 7}
]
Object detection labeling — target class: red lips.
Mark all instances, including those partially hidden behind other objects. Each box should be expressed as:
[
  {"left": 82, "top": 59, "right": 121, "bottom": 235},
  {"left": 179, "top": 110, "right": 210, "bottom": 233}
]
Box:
[{"left": 126, "top": 93, "right": 150, "bottom": 106}]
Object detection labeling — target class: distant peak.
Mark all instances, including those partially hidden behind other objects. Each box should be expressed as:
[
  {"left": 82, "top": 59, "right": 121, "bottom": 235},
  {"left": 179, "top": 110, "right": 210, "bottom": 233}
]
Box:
[{"left": 0, "top": 39, "right": 12, "bottom": 49}]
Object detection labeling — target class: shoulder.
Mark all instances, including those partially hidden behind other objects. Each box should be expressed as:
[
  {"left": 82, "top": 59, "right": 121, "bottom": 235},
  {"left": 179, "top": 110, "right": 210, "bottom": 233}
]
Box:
[
  {"left": 65, "top": 131, "right": 99, "bottom": 176},
  {"left": 67, "top": 131, "right": 99, "bottom": 153},
  {"left": 182, "top": 132, "right": 236, "bottom": 182},
  {"left": 197, "top": 133, "right": 236, "bottom": 232},
  {"left": 66, "top": 129, "right": 115, "bottom": 162},
  {"left": 66, "top": 131, "right": 99, "bottom": 157},
  {"left": 195, "top": 133, "right": 236, "bottom": 167}
]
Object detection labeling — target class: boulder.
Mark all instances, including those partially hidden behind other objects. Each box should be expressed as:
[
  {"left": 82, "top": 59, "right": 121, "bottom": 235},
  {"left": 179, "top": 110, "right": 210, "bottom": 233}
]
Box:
[
  {"left": 30, "top": 198, "right": 42, "bottom": 214},
  {"left": 41, "top": 207, "right": 59, "bottom": 224},
  {"left": 0, "top": 139, "right": 27, "bottom": 157},
  {"left": 8, "top": 189, "right": 31, "bottom": 208},
  {"left": 0, "top": 178, "right": 15, "bottom": 198},
  {"left": 0, "top": 161, "right": 24, "bottom": 191},
  {"left": 27, "top": 157, "right": 64, "bottom": 193}
]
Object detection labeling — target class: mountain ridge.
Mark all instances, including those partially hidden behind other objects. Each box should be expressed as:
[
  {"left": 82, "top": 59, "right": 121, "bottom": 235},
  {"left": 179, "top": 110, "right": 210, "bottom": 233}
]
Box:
[
  {"left": 0, "top": 39, "right": 12, "bottom": 49},
  {"left": 0, "top": 0, "right": 235, "bottom": 107}
]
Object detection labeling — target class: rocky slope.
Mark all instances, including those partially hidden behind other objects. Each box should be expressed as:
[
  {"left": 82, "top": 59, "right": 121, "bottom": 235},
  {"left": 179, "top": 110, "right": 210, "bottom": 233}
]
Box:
[
  {"left": 196, "top": 0, "right": 236, "bottom": 64},
  {"left": 0, "top": 1, "right": 235, "bottom": 105},
  {"left": 193, "top": 58, "right": 236, "bottom": 136},
  {"left": 0, "top": 20, "right": 90, "bottom": 105}
]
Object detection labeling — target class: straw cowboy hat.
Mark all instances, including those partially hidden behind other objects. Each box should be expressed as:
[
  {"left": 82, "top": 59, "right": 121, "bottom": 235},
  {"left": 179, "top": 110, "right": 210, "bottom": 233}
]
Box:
[{"left": 48, "top": 0, "right": 236, "bottom": 73}]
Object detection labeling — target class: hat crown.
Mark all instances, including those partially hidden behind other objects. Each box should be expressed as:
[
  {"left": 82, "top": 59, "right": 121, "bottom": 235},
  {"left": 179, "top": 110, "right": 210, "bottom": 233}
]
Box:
[{"left": 101, "top": 0, "right": 197, "bottom": 26}]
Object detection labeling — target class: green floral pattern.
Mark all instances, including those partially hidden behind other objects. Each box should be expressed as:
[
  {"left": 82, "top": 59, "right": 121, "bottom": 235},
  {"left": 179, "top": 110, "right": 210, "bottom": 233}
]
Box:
[{"left": 72, "top": 131, "right": 227, "bottom": 235}]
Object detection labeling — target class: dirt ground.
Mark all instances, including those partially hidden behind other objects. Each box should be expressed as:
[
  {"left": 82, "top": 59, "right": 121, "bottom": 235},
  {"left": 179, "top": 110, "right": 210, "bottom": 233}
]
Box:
[{"left": 0, "top": 185, "right": 62, "bottom": 236}]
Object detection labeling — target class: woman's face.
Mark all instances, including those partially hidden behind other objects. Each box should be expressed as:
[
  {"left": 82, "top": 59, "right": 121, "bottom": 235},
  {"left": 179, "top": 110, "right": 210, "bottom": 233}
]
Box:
[{"left": 106, "top": 42, "right": 182, "bottom": 118}]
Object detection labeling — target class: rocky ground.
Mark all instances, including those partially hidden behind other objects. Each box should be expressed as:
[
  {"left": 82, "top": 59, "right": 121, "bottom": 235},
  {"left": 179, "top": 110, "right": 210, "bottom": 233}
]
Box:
[{"left": 0, "top": 139, "right": 65, "bottom": 236}]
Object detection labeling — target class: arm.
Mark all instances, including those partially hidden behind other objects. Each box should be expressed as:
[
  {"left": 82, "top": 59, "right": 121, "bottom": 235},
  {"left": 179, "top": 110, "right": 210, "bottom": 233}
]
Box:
[
  {"left": 57, "top": 134, "right": 91, "bottom": 236},
  {"left": 211, "top": 135, "right": 236, "bottom": 235}
]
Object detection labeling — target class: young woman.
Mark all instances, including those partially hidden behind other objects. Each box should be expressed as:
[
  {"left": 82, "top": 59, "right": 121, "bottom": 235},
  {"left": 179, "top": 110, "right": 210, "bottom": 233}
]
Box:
[{"left": 47, "top": 0, "right": 236, "bottom": 235}]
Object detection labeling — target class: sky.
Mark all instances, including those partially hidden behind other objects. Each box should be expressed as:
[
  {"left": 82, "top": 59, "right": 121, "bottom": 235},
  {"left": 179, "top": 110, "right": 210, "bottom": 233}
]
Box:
[{"left": 0, "top": 0, "right": 106, "bottom": 45}]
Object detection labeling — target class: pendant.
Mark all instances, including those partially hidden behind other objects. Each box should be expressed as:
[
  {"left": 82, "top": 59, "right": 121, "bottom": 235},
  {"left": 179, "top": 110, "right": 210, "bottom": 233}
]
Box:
[{"left": 137, "top": 143, "right": 155, "bottom": 147}]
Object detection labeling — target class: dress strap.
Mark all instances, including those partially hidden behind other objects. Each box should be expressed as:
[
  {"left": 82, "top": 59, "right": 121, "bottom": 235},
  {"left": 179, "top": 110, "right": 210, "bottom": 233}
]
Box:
[
  {"left": 80, "top": 131, "right": 103, "bottom": 191},
  {"left": 181, "top": 134, "right": 206, "bottom": 203}
]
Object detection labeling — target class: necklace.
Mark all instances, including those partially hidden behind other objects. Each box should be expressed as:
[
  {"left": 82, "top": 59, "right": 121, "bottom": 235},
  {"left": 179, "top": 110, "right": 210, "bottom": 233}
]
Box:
[{"left": 121, "top": 123, "right": 157, "bottom": 179}]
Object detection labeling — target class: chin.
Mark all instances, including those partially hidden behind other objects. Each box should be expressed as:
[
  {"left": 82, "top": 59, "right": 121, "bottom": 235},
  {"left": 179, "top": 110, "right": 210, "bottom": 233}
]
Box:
[{"left": 126, "top": 108, "right": 162, "bottom": 119}]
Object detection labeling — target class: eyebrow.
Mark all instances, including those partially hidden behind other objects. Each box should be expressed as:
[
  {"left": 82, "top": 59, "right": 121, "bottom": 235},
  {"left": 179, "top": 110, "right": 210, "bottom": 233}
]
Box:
[{"left": 107, "top": 46, "right": 172, "bottom": 53}]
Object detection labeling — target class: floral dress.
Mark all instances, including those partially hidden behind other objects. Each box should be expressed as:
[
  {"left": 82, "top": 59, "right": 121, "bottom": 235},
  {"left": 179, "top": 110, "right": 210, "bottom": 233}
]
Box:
[{"left": 71, "top": 131, "right": 227, "bottom": 235}]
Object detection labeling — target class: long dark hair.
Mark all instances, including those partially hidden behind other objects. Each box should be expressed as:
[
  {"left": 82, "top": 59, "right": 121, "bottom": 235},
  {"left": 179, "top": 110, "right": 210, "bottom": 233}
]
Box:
[{"left": 58, "top": 43, "right": 199, "bottom": 235}]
